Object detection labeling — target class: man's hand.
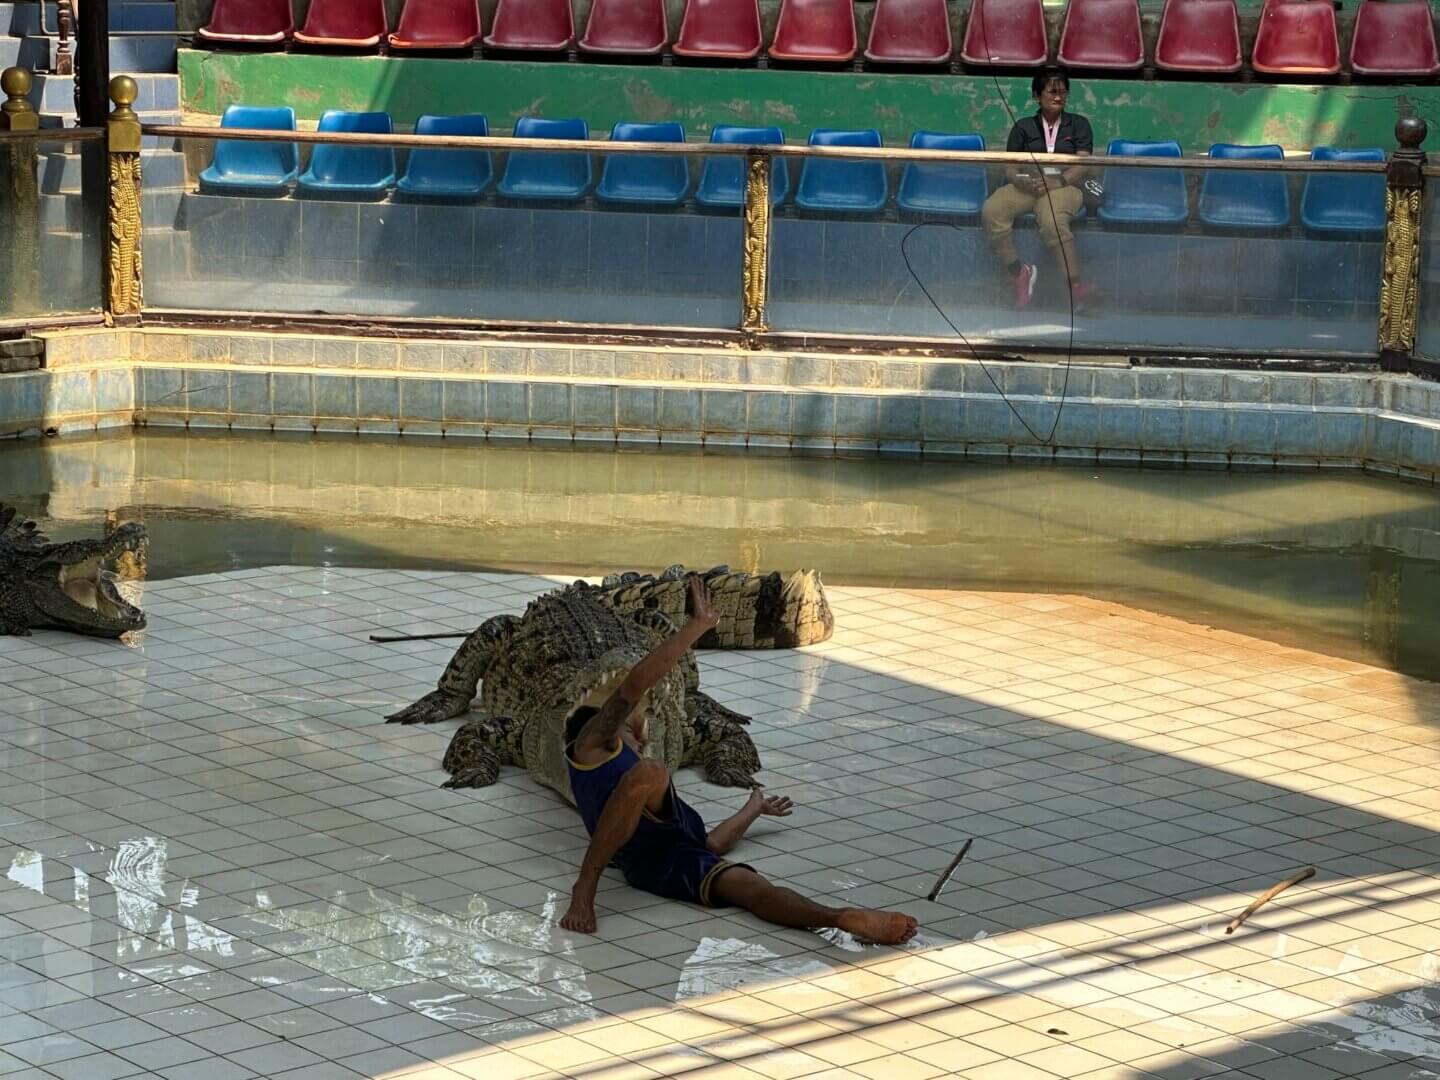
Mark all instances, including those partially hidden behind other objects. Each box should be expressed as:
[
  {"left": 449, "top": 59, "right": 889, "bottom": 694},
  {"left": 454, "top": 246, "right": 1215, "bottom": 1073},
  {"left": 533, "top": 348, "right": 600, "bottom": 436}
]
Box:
[
  {"left": 746, "top": 787, "right": 793, "bottom": 818},
  {"left": 688, "top": 576, "right": 719, "bottom": 629},
  {"left": 560, "top": 889, "right": 598, "bottom": 933}
]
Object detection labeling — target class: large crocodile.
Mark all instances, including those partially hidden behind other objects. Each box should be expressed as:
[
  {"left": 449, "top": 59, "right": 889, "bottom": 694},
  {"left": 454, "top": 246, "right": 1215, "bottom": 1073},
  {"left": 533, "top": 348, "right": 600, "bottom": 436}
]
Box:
[
  {"left": 386, "top": 583, "right": 761, "bottom": 803},
  {"left": 0, "top": 504, "right": 147, "bottom": 638}
]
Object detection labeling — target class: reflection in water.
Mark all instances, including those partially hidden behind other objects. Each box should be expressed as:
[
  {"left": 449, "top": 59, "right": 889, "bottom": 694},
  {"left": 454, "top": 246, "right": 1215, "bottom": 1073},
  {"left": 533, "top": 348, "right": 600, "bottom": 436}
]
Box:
[
  {"left": 6, "top": 842, "right": 1440, "bottom": 1068},
  {"left": 6, "top": 849, "right": 43, "bottom": 893},
  {"left": 6, "top": 429, "right": 1440, "bottom": 677},
  {"left": 678, "top": 937, "right": 836, "bottom": 998}
]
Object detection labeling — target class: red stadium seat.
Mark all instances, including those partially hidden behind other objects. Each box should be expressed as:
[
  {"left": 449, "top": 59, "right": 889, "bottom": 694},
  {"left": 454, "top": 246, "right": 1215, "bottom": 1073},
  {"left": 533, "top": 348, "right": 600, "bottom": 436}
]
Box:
[
  {"left": 293, "top": 0, "right": 388, "bottom": 47},
  {"left": 1057, "top": 0, "right": 1144, "bottom": 69},
  {"left": 198, "top": 0, "right": 293, "bottom": 44},
  {"left": 389, "top": 0, "right": 483, "bottom": 49},
  {"left": 673, "top": 0, "right": 763, "bottom": 58},
  {"left": 865, "top": 0, "right": 952, "bottom": 63},
  {"left": 1251, "top": 0, "right": 1340, "bottom": 75},
  {"left": 1155, "top": 0, "right": 1241, "bottom": 72},
  {"left": 1350, "top": 0, "right": 1440, "bottom": 76},
  {"left": 580, "top": 0, "right": 669, "bottom": 55},
  {"left": 960, "top": 0, "right": 1048, "bottom": 67},
  {"left": 770, "top": 0, "right": 857, "bottom": 62},
  {"left": 484, "top": 0, "right": 576, "bottom": 50}
]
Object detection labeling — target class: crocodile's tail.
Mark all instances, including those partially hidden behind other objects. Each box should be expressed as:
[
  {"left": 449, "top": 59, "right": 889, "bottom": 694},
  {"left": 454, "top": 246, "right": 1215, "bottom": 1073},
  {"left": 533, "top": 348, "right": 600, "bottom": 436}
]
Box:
[{"left": 777, "top": 569, "right": 834, "bottom": 647}]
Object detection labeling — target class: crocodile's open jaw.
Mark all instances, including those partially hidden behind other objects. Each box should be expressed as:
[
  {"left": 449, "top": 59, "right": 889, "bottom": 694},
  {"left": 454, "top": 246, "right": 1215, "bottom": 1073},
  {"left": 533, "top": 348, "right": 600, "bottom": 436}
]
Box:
[
  {"left": 58, "top": 556, "right": 142, "bottom": 626},
  {"left": 33, "top": 526, "right": 147, "bottom": 635}
]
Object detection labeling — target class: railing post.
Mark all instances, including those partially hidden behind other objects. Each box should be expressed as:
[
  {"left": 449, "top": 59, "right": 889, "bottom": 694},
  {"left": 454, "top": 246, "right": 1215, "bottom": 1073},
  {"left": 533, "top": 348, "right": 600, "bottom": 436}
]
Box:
[
  {"left": 106, "top": 74, "right": 142, "bottom": 321},
  {"left": 55, "top": 0, "right": 75, "bottom": 77},
  {"left": 1379, "top": 117, "right": 1428, "bottom": 372},
  {"left": 740, "top": 150, "right": 771, "bottom": 342},
  {"left": 2, "top": 67, "right": 41, "bottom": 318}
]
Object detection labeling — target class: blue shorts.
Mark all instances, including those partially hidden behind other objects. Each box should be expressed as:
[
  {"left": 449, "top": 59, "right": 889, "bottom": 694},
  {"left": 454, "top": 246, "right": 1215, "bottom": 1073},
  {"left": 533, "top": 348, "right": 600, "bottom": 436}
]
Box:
[{"left": 568, "top": 740, "right": 750, "bottom": 908}]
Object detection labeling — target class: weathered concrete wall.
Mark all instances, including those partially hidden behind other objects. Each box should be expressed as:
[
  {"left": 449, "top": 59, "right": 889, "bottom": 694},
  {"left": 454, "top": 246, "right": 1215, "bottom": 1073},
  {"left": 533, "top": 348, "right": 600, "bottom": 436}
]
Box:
[
  {"left": 178, "top": 49, "right": 1436, "bottom": 151},
  {"left": 13, "top": 329, "right": 1440, "bottom": 491}
]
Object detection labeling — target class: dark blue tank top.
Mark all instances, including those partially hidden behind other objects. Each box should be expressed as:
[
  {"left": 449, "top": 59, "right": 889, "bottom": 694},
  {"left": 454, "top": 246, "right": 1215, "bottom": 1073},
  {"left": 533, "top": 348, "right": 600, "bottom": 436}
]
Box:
[{"left": 566, "top": 740, "right": 708, "bottom": 870}]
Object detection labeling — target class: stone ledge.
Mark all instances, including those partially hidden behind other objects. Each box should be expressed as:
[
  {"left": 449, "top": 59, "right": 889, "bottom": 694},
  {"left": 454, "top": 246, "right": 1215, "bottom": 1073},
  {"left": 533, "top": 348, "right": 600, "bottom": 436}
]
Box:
[{"left": 9, "top": 328, "right": 1440, "bottom": 483}]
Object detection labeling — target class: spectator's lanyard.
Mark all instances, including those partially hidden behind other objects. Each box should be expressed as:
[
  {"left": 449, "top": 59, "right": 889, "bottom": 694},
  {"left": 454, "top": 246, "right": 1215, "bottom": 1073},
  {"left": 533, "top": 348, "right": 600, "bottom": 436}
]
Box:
[{"left": 1041, "top": 116, "right": 1061, "bottom": 153}]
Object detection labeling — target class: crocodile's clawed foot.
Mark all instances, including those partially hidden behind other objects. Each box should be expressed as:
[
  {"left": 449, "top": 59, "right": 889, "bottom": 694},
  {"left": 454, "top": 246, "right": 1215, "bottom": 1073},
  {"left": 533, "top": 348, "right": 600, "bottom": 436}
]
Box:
[
  {"left": 386, "top": 689, "right": 472, "bottom": 725},
  {"left": 705, "top": 761, "right": 758, "bottom": 788},
  {"left": 442, "top": 762, "right": 500, "bottom": 789}
]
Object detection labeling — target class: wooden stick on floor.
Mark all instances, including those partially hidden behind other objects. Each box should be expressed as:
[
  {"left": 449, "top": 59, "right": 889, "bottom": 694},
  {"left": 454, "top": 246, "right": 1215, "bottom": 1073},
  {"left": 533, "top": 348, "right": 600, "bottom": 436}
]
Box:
[
  {"left": 369, "top": 631, "right": 471, "bottom": 643},
  {"left": 1225, "top": 867, "right": 1316, "bottom": 934},
  {"left": 928, "top": 839, "right": 973, "bottom": 902}
]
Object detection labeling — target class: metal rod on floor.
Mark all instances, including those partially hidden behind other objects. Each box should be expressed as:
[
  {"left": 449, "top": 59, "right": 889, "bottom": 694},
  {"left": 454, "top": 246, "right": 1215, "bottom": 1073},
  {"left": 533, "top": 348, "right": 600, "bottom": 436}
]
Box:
[
  {"left": 1224, "top": 867, "right": 1316, "bottom": 934},
  {"left": 369, "top": 631, "right": 471, "bottom": 643},
  {"left": 927, "top": 838, "right": 973, "bottom": 902}
]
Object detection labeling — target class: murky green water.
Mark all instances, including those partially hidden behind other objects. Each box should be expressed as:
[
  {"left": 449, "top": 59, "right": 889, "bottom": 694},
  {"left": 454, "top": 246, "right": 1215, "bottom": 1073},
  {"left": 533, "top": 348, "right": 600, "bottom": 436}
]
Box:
[{"left": 5, "top": 428, "right": 1440, "bottom": 679}]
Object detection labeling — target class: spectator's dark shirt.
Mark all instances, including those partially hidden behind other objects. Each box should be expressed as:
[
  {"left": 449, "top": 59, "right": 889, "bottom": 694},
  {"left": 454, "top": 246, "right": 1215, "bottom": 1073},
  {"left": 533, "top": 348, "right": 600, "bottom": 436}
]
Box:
[{"left": 1006, "top": 112, "right": 1094, "bottom": 155}]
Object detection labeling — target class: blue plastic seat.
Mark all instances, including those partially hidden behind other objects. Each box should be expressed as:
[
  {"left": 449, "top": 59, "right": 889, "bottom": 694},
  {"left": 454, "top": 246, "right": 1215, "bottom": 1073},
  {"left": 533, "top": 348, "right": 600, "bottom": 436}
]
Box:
[
  {"left": 796, "top": 129, "right": 887, "bottom": 212},
  {"left": 695, "top": 126, "right": 789, "bottom": 209},
  {"left": 296, "top": 111, "right": 397, "bottom": 198},
  {"left": 199, "top": 105, "right": 299, "bottom": 196},
  {"left": 596, "top": 121, "right": 689, "bottom": 207},
  {"left": 497, "top": 117, "right": 592, "bottom": 201},
  {"left": 897, "top": 132, "right": 987, "bottom": 217},
  {"left": 1097, "top": 138, "right": 1188, "bottom": 228},
  {"left": 1300, "top": 147, "right": 1386, "bottom": 237},
  {"left": 1198, "top": 143, "right": 1289, "bottom": 231},
  {"left": 397, "top": 114, "right": 492, "bottom": 200}
]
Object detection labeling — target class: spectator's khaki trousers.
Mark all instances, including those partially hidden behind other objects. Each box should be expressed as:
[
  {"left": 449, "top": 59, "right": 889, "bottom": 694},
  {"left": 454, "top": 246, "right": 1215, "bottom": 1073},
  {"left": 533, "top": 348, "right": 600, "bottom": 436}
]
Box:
[{"left": 980, "top": 183, "right": 1084, "bottom": 268}]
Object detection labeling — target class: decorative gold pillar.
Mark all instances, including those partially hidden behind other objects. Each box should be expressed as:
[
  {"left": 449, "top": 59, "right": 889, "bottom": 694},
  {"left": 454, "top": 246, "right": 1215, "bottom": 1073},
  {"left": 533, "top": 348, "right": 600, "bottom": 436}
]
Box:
[
  {"left": 740, "top": 151, "right": 771, "bottom": 339},
  {"left": 106, "top": 75, "right": 143, "bottom": 320},
  {"left": 1378, "top": 116, "right": 1428, "bottom": 371},
  {"left": 2, "top": 66, "right": 41, "bottom": 317}
]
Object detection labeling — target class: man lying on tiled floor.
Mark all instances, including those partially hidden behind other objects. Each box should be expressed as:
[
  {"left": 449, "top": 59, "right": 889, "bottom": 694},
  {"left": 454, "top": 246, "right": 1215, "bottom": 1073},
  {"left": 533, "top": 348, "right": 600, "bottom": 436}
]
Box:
[{"left": 561, "top": 577, "right": 921, "bottom": 946}]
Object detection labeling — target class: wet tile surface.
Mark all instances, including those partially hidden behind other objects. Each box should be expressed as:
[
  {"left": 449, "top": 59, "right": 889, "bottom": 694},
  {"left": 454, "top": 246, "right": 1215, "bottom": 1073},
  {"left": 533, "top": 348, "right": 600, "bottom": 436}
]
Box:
[{"left": 2, "top": 568, "right": 1439, "bottom": 1080}]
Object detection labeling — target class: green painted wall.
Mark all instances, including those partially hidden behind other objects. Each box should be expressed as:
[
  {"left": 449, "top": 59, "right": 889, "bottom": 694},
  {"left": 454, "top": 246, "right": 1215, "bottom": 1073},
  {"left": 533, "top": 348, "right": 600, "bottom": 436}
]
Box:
[{"left": 178, "top": 50, "right": 1435, "bottom": 151}]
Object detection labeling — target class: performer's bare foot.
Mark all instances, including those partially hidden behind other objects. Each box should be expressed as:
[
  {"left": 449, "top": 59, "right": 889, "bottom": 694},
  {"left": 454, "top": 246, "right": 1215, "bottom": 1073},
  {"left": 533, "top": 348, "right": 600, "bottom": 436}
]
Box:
[
  {"left": 560, "top": 892, "right": 598, "bottom": 933},
  {"left": 838, "top": 908, "right": 919, "bottom": 945}
]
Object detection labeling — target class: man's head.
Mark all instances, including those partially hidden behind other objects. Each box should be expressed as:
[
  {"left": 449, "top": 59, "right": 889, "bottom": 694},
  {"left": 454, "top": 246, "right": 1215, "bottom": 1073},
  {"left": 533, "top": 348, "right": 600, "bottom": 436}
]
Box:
[
  {"left": 564, "top": 702, "right": 650, "bottom": 753},
  {"left": 565, "top": 705, "right": 598, "bottom": 746},
  {"left": 1031, "top": 68, "right": 1071, "bottom": 117}
]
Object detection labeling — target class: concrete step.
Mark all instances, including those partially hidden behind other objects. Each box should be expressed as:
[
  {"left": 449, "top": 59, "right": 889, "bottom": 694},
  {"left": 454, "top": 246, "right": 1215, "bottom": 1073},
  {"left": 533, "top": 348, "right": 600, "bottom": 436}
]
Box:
[
  {"left": 27, "top": 71, "right": 178, "bottom": 113},
  {"left": 11, "top": 32, "right": 178, "bottom": 73},
  {"left": 39, "top": 145, "right": 185, "bottom": 194},
  {"left": 0, "top": 1, "right": 176, "bottom": 35},
  {"left": 0, "top": 33, "right": 47, "bottom": 68},
  {"left": 36, "top": 185, "right": 184, "bottom": 230}
]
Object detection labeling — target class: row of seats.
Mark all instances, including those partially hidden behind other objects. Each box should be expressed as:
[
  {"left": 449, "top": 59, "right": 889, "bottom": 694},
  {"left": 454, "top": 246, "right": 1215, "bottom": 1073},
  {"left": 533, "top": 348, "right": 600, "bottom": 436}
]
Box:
[
  {"left": 197, "top": 0, "right": 1440, "bottom": 75},
  {"left": 198, "top": 106, "right": 1385, "bottom": 236}
]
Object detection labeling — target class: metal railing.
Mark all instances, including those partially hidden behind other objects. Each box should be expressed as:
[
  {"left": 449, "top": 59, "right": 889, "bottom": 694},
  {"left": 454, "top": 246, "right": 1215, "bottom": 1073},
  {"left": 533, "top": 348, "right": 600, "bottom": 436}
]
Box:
[
  {"left": 138, "top": 124, "right": 1392, "bottom": 172},
  {"left": 1, "top": 64, "right": 1433, "bottom": 372}
]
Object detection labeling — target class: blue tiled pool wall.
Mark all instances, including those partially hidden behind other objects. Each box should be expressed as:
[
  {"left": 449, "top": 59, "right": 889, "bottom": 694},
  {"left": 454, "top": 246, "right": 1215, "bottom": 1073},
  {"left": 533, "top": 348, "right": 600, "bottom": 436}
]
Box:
[
  {"left": 8, "top": 331, "right": 1440, "bottom": 481},
  {"left": 147, "top": 189, "right": 1380, "bottom": 348}
]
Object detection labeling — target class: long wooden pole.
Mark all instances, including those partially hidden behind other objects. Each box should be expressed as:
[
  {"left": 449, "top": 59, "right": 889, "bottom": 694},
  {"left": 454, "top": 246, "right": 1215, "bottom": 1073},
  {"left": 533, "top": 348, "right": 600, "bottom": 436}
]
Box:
[{"left": 77, "top": 0, "right": 111, "bottom": 307}]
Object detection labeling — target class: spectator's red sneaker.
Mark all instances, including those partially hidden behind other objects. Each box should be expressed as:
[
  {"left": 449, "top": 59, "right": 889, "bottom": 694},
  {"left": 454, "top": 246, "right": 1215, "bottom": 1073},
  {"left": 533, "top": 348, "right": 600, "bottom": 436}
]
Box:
[
  {"left": 1070, "top": 281, "right": 1098, "bottom": 313},
  {"left": 1013, "top": 263, "right": 1038, "bottom": 310}
]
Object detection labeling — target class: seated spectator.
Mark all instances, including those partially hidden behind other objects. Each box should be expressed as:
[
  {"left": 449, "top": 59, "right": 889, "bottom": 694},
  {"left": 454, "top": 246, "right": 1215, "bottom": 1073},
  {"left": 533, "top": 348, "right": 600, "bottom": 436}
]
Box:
[{"left": 980, "top": 68, "right": 1097, "bottom": 311}]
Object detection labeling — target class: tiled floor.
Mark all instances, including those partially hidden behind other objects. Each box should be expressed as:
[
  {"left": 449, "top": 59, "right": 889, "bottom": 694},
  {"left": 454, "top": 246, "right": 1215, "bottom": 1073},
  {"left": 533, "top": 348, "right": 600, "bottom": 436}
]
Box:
[{"left": 2, "top": 567, "right": 1439, "bottom": 1080}]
